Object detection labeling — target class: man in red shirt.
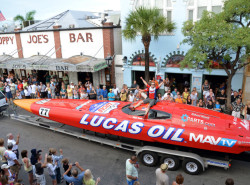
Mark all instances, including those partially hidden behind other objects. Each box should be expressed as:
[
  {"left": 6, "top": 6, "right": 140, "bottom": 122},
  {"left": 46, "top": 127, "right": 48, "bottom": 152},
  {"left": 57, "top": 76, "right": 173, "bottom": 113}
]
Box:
[
  {"left": 130, "top": 77, "right": 165, "bottom": 118},
  {"left": 17, "top": 80, "right": 24, "bottom": 97}
]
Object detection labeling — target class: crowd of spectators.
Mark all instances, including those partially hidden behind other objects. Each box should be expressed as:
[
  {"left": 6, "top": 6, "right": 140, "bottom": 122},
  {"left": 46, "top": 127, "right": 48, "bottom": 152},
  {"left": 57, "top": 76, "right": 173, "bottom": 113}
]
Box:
[
  {"left": 1, "top": 72, "right": 249, "bottom": 120},
  {"left": 0, "top": 133, "right": 101, "bottom": 185}
]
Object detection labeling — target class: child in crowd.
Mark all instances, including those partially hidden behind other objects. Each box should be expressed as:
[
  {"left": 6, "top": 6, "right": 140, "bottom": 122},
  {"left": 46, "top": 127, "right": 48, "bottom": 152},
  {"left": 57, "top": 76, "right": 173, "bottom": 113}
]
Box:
[
  {"left": 46, "top": 156, "right": 57, "bottom": 185},
  {"left": 50, "top": 148, "right": 63, "bottom": 184},
  {"left": 61, "top": 158, "right": 71, "bottom": 185},
  {"left": 214, "top": 101, "right": 221, "bottom": 112},
  {"left": 207, "top": 100, "right": 214, "bottom": 110}
]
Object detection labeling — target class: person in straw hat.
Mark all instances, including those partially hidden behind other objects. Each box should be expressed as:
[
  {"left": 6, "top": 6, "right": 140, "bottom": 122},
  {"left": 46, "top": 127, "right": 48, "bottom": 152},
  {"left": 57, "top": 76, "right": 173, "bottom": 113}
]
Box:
[{"left": 155, "top": 163, "right": 169, "bottom": 185}]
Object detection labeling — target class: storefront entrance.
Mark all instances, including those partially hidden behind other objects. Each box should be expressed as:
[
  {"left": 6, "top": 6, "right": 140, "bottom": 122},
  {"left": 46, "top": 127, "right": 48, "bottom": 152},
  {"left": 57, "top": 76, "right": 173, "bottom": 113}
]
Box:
[
  {"left": 133, "top": 71, "right": 155, "bottom": 88},
  {"left": 37, "top": 70, "right": 49, "bottom": 84},
  {"left": 203, "top": 75, "right": 228, "bottom": 91},
  {"left": 165, "top": 73, "right": 192, "bottom": 93},
  {"left": 78, "top": 72, "right": 93, "bottom": 84}
]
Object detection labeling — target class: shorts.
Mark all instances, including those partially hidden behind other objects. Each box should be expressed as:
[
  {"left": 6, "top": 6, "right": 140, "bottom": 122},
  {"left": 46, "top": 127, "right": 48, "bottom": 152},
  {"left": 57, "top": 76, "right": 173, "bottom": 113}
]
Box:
[
  {"left": 26, "top": 169, "right": 33, "bottom": 174},
  {"left": 127, "top": 179, "right": 138, "bottom": 185},
  {"left": 35, "top": 174, "right": 46, "bottom": 185},
  {"left": 232, "top": 111, "right": 240, "bottom": 118},
  {"left": 50, "top": 174, "right": 56, "bottom": 180},
  {"left": 10, "top": 165, "right": 20, "bottom": 174},
  {"left": 203, "top": 91, "right": 209, "bottom": 96},
  {"left": 11, "top": 90, "right": 16, "bottom": 95},
  {"left": 6, "top": 91, "right": 13, "bottom": 99},
  {"left": 55, "top": 92, "right": 60, "bottom": 96},
  {"left": 143, "top": 98, "right": 156, "bottom": 107}
]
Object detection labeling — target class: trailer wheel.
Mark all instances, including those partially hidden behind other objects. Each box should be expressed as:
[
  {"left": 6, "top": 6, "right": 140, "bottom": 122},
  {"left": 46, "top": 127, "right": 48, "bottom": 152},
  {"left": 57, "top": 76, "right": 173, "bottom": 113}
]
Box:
[
  {"left": 182, "top": 158, "right": 203, "bottom": 175},
  {"left": 140, "top": 151, "right": 158, "bottom": 167},
  {"left": 161, "top": 155, "right": 180, "bottom": 171}
]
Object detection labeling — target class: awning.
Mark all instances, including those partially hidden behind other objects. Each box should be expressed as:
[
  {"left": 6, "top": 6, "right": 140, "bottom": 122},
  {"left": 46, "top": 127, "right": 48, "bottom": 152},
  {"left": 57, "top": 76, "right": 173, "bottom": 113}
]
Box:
[
  {"left": 0, "top": 55, "right": 14, "bottom": 68},
  {"left": 0, "top": 55, "right": 108, "bottom": 72}
]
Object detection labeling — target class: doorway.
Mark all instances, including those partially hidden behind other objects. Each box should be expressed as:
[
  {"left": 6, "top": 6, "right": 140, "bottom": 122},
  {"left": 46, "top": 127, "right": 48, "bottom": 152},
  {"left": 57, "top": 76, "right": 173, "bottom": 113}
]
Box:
[
  {"left": 133, "top": 71, "right": 155, "bottom": 88},
  {"left": 165, "top": 73, "right": 192, "bottom": 93},
  {"left": 78, "top": 72, "right": 93, "bottom": 84}
]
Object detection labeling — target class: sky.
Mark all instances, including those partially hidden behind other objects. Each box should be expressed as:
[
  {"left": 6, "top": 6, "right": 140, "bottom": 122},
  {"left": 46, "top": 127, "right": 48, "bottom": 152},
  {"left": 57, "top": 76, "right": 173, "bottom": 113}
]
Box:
[{"left": 1, "top": 0, "right": 120, "bottom": 22}]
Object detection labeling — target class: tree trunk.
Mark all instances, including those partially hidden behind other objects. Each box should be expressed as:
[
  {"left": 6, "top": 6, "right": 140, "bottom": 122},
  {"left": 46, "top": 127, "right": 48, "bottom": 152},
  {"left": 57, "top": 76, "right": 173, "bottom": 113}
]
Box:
[
  {"left": 145, "top": 46, "right": 149, "bottom": 83},
  {"left": 142, "top": 34, "right": 151, "bottom": 84},
  {"left": 226, "top": 75, "right": 233, "bottom": 113}
]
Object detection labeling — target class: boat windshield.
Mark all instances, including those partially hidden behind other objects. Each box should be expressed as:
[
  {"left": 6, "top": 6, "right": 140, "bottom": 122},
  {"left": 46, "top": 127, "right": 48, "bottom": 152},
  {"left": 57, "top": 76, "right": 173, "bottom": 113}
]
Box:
[{"left": 122, "top": 104, "right": 171, "bottom": 119}]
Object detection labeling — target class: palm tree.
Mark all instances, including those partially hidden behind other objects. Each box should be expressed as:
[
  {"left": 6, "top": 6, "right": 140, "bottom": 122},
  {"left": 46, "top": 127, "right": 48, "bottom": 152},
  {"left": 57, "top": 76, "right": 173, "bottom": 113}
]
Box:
[
  {"left": 13, "top": 10, "right": 36, "bottom": 28},
  {"left": 123, "top": 7, "right": 176, "bottom": 83}
]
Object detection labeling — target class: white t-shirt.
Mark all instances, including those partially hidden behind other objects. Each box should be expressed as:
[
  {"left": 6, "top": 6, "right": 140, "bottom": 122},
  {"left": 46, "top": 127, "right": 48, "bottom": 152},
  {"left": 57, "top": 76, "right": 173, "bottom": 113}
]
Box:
[
  {"left": 28, "top": 86, "right": 32, "bottom": 94},
  {"left": 129, "top": 95, "right": 135, "bottom": 102},
  {"left": 47, "top": 163, "right": 57, "bottom": 175},
  {"left": 40, "top": 84, "right": 46, "bottom": 92},
  {"left": 8, "top": 139, "right": 18, "bottom": 150},
  {"left": 112, "top": 88, "right": 120, "bottom": 96},
  {"left": 5, "top": 85, "right": 11, "bottom": 92},
  {"left": 4, "top": 150, "right": 17, "bottom": 166},
  {"left": 31, "top": 84, "right": 37, "bottom": 94},
  {"left": 126, "top": 159, "right": 138, "bottom": 181},
  {"left": 24, "top": 89, "right": 30, "bottom": 96}
]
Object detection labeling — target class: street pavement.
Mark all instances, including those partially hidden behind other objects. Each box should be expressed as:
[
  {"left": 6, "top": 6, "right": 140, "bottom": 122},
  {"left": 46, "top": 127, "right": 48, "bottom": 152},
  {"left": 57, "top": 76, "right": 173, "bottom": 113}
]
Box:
[{"left": 0, "top": 106, "right": 250, "bottom": 185}]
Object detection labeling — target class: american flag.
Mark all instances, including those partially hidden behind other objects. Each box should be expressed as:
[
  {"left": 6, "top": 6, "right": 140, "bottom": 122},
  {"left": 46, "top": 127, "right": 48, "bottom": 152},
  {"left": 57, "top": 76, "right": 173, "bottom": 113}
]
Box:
[{"left": 0, "top": 11, "right": 6, "bottom": 21}]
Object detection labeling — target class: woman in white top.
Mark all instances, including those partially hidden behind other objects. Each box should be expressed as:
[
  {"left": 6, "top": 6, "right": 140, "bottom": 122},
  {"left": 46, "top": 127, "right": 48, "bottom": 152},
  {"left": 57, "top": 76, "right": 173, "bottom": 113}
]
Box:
[
  {"left": 46, "top": 156, "right": 57, "bottom": 185},
  {"left": 128, "top": 91, "right": 135, "bottom": 102},
  {"left": 24, "top": 87, "right": 31, "bottom": 99}
]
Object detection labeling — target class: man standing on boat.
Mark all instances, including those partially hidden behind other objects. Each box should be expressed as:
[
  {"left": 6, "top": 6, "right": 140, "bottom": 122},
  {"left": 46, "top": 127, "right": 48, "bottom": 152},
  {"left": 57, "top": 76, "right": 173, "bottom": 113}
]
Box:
[{"left": 129, "top": 77, "right": 165, "bottom": 119}]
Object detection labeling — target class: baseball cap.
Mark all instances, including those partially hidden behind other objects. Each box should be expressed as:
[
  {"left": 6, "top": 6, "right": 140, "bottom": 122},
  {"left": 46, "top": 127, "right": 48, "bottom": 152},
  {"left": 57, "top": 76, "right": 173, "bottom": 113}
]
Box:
[
  {"left": 160, "top": 163, "right": 168, "bottom": 171},
  {"left": 1, "top": 164, "right": 10, "bottom": 169}
]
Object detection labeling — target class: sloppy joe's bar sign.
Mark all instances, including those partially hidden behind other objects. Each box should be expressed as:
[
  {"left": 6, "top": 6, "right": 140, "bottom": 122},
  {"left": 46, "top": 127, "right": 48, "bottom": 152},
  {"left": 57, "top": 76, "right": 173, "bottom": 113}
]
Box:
[
  {"left": 23, "top": 32, "right": 94, "bottom": 44},
  {"left": 0, "top": 36, "right": 14, "bottom": 45}
]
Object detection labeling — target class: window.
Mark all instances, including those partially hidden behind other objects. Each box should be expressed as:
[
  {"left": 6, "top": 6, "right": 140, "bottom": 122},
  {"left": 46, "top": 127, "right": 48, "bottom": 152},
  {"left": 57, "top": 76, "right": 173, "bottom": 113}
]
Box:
[
  {"left": 188, "top": 10, "right": 193, "bottom": 20},
  {"left": 158, "top": 9, "right": 164, "bottom": 16},
  {"left": 188, "top": 0, "right": 194, "bottom": 6},
  {"left": 167, "top": 11, "right": 172, "bottom": 22},
  {"left": 212, "top": 6, "right": 222, "bottom": 14},
  {"left": 198, "top": 6, "right": 207, "bottom": 19},
  {"left": 155, "top": 0, "right": 163, "bottom": 8},
  {"left": 166, "top": 0, "right": 172, "bottom": 7}
]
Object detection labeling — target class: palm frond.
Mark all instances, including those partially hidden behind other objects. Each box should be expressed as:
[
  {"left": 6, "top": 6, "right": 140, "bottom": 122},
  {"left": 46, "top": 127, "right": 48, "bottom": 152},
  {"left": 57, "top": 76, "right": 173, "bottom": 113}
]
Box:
[
  {"left": 13, "top": 15, "right": 25, "bottom": 22},
  {"left": 122, "top": 6, "right": 176, "bottom": 41},
  {"left": 25, "top": 10, "right": 36, "bottom": 21}
]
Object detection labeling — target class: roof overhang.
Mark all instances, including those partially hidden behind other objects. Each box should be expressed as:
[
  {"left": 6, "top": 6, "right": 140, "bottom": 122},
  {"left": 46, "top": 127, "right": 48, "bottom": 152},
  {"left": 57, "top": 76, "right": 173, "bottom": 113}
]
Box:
[{"left": 0, "top": 55, "right": 108, "bottom": 72}]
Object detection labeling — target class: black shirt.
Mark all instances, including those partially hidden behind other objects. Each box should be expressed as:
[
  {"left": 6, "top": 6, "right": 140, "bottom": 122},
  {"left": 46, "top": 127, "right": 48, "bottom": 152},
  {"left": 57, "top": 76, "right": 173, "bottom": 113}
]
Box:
[
  {"left": 35, "top": 162, "right": 44, "bottom": 175},
  {"left": 207, "top": 104, "right": 214, "bottom": 109},
  {"left": 217, "top": 93, "right": 226, "bottom": 105},
  {"left": 231, "top": 95, "right": 238, "bottom": 103},
  {"left": 63, "top": 164, "right": 71, "bottom": 176},
  {"left": 187, "top": 99, "right": 192, "bottom": 105}
]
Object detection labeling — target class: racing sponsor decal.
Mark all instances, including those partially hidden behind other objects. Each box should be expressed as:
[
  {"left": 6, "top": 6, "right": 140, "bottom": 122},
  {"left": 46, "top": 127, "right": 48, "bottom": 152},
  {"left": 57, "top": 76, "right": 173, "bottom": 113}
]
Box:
[
  {"left": 36, "top": 99, "right": 51, "bottom": 104},
  {"left": 233, "top": 117, "right": 249, "bottom": 130},
  {"left": 181, "top": 114, "right": 215, "bottom": 127},
  {"left": 89, "top": 102, "right": 120, "bottom": 114},
  {"left": 39, "top": 107, "right": 50, "bottom": 117},
  {"left": 79, "top": 114, "right": 185, "bottom": 141},
  {"left": 76, "top": 101, "right": 91, "bottom": 110},
  {"left": 189, "top": 133, "right": 237, "bottom": 147}
]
